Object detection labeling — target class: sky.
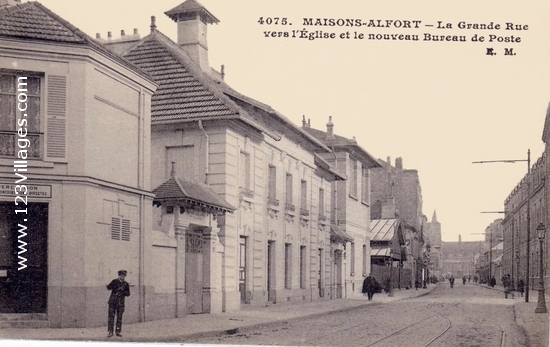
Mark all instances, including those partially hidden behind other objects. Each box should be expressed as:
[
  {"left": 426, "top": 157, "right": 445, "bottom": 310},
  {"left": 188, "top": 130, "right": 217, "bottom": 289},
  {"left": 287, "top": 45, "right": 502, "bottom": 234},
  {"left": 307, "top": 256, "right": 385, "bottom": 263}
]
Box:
[{"left": 30, "top": 0, "right": 550, "bottom": 243}]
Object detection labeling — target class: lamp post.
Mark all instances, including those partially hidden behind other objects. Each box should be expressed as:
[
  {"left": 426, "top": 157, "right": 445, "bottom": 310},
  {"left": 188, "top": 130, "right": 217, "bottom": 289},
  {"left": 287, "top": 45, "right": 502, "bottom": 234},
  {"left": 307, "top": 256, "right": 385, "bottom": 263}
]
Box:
[
  {"left": 473, "top": 149, "right": 531, "bottom": 302},
  {"left": 535, "top": 223, "right": 547, "bottom": 313}
]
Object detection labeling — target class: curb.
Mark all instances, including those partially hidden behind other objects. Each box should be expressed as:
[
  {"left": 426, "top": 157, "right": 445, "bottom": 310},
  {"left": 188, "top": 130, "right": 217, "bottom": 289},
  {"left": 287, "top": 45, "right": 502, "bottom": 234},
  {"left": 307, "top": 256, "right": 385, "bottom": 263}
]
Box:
[{"left": 5, "top": 285, "right": 439, "bottom": 343}]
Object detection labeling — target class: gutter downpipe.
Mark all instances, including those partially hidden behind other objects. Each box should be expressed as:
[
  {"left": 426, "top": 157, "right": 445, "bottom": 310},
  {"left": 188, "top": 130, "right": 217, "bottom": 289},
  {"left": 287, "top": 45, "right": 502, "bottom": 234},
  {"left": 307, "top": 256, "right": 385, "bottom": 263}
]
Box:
[{"left": 198, "top": 120, "right": 209, "bottom": 184}]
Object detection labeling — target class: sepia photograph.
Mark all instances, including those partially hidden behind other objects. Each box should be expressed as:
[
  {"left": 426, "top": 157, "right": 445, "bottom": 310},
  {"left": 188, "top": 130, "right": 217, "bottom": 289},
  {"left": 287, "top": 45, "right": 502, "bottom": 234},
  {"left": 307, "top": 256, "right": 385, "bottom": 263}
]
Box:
[{"left": 0, "top": 0, "right": 549, "bottom": 346}]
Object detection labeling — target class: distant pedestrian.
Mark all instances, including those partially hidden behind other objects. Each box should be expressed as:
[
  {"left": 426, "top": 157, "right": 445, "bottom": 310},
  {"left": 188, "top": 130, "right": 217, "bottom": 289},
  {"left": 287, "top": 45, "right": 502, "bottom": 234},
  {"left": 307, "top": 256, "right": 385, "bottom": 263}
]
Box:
[
  {"left": 449, "top": 275, "right": 455, "bottom": 288},
  {"left": 490, "top": 276, "right": 496, "bottom": 288},
  {"left": 362, "top": 275, "right": 379, "bottom": 301},
  {"left": 502, "top": 274, "right": 514, "bottom": 299},
  {"left": 517, "top": 278, "right": 525, "bottom": 297},
  {"left": 107, "top": 270, "right": 130, "bottom": 338},
  {"left": 462, "top": 275, "right": 466, "bottom": 285},
  {"left": 474, "top": 275, "right": 478, "bottom": 283}
]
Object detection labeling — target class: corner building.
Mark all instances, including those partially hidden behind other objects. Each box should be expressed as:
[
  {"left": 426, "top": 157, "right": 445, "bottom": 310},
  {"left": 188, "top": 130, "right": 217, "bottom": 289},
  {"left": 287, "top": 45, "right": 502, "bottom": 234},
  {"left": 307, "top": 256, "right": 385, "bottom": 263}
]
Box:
[{"left": 0, "top": 1, "right": 156, "bottom": 327}]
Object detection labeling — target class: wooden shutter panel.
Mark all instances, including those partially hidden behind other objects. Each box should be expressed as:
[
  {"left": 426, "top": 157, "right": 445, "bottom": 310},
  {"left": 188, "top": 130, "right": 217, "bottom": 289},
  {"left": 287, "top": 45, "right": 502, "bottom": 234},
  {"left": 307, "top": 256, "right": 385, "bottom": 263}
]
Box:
[
  {"left": 45, "top": 75, "right": 67, "bottom": 162},
  {"left": 111, "top": 217, "right": 121, "bottom": 240}
]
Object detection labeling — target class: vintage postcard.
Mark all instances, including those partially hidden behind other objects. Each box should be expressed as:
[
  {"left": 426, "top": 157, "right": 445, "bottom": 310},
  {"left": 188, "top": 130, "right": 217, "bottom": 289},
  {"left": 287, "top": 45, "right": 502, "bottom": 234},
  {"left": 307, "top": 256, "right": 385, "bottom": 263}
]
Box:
[{"left": 0, "top": 0, "right": 549, "bottom": 347}]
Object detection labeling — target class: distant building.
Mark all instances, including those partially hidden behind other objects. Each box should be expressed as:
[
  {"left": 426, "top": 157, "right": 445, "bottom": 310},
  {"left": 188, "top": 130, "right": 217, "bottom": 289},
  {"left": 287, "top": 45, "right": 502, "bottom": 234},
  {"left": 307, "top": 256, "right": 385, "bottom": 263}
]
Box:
[
  {"left": 441, "top": 235, "right": 483, "bottom": 279},
  {"left": 371, "top": 157, "right": 426, "bottom": 288},
  {"left": 425, "top": 211, "right": 442, "bottom": 279}
]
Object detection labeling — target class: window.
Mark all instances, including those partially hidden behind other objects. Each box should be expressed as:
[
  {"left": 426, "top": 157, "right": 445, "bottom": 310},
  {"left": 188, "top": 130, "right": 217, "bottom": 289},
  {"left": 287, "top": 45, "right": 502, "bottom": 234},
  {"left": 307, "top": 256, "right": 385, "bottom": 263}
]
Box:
[
  {"left": 285, "top": 173, "right": 293, "bottom": 205},
  {"left": 361, "top": 166, "right": 369, "bottom": 203},
  {"left": 318, "top": 188, "right": 325, "bottom": 218},
  {"left": 349, "top": 159, "right": 358, "bottom": 197},
  {"left": 0, "top": 73, "right": 42, "bottom": 159},
  {"left": 300, "top": 180, "right": 308, "bottom": 215},
  {"left": 285, "top": 243, "right": 292, "bottom": 289},
  {"left": 111, "top": 217, "right": 131, "bottom": 241},
  {"left": 239, "top": 151, "right": 251, "bottom": 191},
  {"left": 268, "top": 165, "right": 277, "bottom": 200},
  {"left": 300, "top": 246, "right": 306, "bottom": 288}
]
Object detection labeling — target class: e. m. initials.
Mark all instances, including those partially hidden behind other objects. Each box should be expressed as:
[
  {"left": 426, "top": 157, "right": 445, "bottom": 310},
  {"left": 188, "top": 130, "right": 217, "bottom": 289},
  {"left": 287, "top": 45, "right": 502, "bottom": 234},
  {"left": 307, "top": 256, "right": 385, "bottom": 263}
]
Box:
[{"left": 486, "top": 22, "right": 528, "bottom": 57}]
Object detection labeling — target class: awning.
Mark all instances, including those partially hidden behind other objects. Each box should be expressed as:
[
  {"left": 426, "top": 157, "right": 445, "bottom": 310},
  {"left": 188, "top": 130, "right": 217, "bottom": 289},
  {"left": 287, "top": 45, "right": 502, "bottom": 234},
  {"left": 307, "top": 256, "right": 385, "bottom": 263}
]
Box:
[
  {"left": 370, "top": 219, "right": 399, "bottom": 241},
  {"left": 330, "top": 225, "right": 354, "bottom": 243},
  {"left": 371, "top": 247, "right": 391, "bottom": 257},
  {"left": 371, "top": 247, "right": 401, "bottom": 260},
  {"left": 492, "top": 255, "right": 503, "bottom": 264}
]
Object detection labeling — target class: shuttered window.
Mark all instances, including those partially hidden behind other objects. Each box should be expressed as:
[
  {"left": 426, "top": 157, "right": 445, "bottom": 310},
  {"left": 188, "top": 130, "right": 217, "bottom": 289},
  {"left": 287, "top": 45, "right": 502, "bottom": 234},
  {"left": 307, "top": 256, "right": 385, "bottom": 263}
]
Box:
[
  {"left": 111, "top": 217, "right": 131, "bottom": 241},
  {"left": 0, "top": 72, "right": 67, "bottom": 162}
]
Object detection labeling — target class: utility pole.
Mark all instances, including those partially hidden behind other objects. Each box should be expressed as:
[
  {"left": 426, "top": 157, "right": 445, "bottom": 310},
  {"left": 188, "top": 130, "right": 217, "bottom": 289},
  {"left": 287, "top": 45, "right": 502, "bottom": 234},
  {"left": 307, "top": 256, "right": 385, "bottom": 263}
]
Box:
[{"left": 473, "top": 149, "right": 531, "bottom": 302}]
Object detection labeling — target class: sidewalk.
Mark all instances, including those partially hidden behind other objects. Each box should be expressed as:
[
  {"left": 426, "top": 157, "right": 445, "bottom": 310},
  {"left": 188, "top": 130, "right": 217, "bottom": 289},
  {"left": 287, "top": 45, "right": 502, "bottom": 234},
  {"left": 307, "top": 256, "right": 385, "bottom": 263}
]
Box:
[
  {"left": 0, "top": 285, "right": 436, "bottom": 343},
  {"left": 475, "top": 283, "right": 550, "bottom": 347}
]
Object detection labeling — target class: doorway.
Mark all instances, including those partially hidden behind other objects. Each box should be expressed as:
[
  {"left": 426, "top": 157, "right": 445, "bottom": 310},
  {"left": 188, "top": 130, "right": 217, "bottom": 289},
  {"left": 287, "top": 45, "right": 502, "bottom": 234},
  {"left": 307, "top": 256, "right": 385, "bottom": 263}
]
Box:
[
  {"left": 185, "top": 230, "right": 203, "bottom": 314},
  {"left": 0, "top": 202, "right": 48, "bottom": 313}
]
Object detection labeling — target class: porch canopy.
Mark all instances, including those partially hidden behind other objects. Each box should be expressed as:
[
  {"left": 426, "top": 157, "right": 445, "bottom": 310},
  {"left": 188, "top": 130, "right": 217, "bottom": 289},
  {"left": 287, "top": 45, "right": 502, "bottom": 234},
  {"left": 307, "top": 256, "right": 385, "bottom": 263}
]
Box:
[
  {"left": 330, "top": 225, "right": 354, "bottom": 243},
  {"left": 153, "top": 175, "right": 235, "bottom": 214}
]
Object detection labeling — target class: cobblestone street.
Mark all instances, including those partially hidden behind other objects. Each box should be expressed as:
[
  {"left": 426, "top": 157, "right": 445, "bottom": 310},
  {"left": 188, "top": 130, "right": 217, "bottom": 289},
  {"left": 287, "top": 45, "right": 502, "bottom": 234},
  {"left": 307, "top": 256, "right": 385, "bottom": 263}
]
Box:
[{"left": 190, "top": 284, "right": 527, "bottom": 347}]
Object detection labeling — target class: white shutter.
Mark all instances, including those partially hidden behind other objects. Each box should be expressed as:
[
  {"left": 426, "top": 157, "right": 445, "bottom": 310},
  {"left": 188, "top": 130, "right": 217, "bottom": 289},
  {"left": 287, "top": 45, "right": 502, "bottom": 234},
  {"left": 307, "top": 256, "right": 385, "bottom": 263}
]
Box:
[{"left": 44, "top": 75, "right": 67, "bottom": 162}]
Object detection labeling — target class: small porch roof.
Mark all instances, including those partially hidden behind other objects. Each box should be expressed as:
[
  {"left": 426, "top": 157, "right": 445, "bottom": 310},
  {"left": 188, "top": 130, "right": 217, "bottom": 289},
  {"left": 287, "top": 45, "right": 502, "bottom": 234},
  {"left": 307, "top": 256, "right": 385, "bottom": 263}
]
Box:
[
  {"left": 153, "top": 175, "right": 235, "bottom": 213},
  {"left": 330, "top": 225, "right": 354, "bottom": 243}
]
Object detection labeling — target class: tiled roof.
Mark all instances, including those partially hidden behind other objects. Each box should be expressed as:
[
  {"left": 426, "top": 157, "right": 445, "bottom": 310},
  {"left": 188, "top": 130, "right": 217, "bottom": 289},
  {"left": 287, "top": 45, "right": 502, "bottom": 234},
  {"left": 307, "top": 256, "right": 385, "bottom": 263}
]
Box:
[
  {"left": 303, "top": 126, "right": 381, "bottom": 168},
  {"left": 165, "top": 0, "right": 219, "bottom": 24},
  {"left": 0, "top": 2, "right": 152, "bottom": 81},
  {"left": 123, "top": 33, "right": 239, "bottom": 123},
  {"left": 0, "top": 1, "right": 84, "bottom": 43},
  {"left": 304, "top": 127, "right": 358, "bottom": 147},
  {"left": 153, "top": 175, "right": 234, "bottom": 212}
]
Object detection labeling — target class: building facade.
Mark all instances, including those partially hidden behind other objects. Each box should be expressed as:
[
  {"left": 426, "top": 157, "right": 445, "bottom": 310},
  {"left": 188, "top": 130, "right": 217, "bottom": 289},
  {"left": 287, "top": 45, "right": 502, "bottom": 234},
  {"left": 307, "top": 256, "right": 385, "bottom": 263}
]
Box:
[
  {"left": 302, "top": 117, "right": 382, "bottom": 298},
  {"left": 441, "top": 236, "right": 483, "bottom": 280},
  {"left": 370, "top": 157, "right": 427, "bottom": 288},
  {"left": 0, "top": 0, "right": 157, "bottom": 327},
  {"left": 105, "top": 0, "right": 352, "bottom": 317},
  {"left": 502, "top": 152, "right": 546, "bottom": 291}
]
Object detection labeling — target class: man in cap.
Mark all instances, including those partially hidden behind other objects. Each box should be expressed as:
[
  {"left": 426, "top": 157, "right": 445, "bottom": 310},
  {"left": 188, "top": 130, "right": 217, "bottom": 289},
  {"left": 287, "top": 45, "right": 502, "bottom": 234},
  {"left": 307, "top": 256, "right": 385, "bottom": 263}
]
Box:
[{"left": 106, "top": 270, "right": 130, "bottom": 337}]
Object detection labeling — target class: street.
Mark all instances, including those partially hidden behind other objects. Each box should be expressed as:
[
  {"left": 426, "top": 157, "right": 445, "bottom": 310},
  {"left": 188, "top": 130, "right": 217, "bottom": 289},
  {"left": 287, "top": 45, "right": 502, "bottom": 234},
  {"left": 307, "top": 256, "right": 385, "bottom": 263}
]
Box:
[{"left": 189, "top": 283, "right": 527, "bottom": 347}]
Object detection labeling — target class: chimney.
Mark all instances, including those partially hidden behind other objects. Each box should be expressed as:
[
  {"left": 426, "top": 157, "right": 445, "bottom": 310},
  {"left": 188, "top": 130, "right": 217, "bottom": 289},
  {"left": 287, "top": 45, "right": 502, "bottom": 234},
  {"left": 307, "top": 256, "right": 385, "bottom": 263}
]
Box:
[
  {"left": 302, "top": 115, "right": 307, "bottom": 128},
  {"left": 326, "top": 116, "right": 334, "bottom": 139},
  {"left": 459, "top": 234, "right": 462, "bottom": 243},
  {"left": 165, "top": 0, "right": 220, "bottom": 72},
  {"left": 0, "top": 0, "right": 21, "bottom": 8},
  {"left": 395, "top": 157, "right": 403, "bottom": 170}
]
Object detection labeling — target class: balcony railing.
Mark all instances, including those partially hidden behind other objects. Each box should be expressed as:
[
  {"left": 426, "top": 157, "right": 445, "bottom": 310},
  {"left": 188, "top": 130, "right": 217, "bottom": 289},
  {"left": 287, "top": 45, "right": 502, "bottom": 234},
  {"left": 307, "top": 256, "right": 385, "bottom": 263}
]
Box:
[{"left": 0, "top": 132, "right": 41, "bottom": 158}]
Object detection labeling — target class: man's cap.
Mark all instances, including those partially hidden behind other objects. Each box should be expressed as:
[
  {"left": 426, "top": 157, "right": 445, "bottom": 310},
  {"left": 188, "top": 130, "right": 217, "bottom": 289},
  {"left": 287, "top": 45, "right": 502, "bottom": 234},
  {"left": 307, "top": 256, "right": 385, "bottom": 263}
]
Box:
[{"left": 118, "top": 270, "right": 127, "bottom": 276}]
